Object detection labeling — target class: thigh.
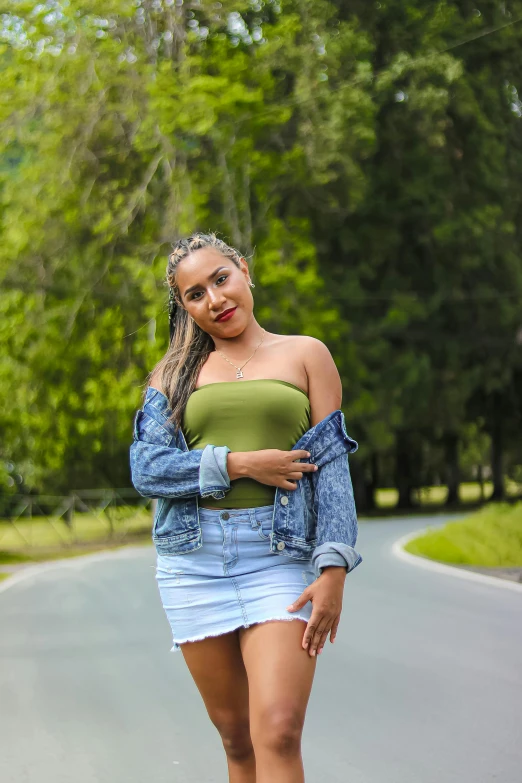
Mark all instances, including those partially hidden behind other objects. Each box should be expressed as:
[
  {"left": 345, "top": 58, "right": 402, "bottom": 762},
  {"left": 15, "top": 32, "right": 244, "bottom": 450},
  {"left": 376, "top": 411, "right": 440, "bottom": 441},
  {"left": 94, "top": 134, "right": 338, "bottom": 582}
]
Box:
[
  {"left": 181, "top": 631, "right": 250, "bottom": 725},
  {"left": 239, "top": 620, "right": 317, "bottom": 731}
]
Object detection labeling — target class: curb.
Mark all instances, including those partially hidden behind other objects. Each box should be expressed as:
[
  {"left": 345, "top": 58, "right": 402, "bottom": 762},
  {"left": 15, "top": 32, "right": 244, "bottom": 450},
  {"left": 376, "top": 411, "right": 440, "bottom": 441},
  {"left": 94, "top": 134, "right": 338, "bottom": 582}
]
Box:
[
  {"left": 0, "top": 544, "right": 151, "bottom": 596},
  {"left": 392, "top": 528, "right": 522, "bottom": 594}
]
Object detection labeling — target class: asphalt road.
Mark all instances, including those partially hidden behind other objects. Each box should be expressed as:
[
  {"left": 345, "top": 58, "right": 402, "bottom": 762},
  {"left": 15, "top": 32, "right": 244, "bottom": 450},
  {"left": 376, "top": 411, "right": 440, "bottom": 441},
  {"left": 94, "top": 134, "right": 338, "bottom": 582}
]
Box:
[{"left": 0, "top": 515, "right": 521, "bottom": 783}]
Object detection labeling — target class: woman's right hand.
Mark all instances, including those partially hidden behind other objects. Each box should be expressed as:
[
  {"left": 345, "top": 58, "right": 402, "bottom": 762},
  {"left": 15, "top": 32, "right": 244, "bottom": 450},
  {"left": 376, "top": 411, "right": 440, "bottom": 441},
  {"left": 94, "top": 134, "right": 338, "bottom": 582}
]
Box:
[{"left": 227, "top": 450, "right": 318, "bottom": 490}]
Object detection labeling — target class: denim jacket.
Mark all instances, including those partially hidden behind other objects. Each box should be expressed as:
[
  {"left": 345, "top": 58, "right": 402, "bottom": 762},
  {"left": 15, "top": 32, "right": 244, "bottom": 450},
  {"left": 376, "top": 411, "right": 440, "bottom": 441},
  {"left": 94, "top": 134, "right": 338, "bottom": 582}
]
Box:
[{"left": 129, "top": 386, "right": 363, "bottom": 578}]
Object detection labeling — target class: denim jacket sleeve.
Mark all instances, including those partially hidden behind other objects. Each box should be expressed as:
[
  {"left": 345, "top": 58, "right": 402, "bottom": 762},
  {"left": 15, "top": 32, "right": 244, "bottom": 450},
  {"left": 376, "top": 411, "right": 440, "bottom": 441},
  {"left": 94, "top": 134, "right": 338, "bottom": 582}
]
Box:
[
  {"left": 309, "top": 434, "right": 362, "bottom": 578},
  {"left": 130, "top": 408, "right": 231, "bottom": 500}
]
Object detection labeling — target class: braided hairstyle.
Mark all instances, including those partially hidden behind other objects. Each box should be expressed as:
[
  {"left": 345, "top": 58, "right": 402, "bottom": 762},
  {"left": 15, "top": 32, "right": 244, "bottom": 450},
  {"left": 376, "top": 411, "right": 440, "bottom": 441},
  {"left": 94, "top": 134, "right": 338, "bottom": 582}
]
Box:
[{"left": 146, "top": 232, "right": 250, "bottom": 429}]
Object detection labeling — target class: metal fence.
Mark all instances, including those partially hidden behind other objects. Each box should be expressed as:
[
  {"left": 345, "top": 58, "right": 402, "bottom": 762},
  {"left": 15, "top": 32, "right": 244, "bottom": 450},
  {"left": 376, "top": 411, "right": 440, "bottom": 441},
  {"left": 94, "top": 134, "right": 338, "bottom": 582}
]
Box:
[{"left": 0, "top": 490, "right": 152, "bottom": 556}]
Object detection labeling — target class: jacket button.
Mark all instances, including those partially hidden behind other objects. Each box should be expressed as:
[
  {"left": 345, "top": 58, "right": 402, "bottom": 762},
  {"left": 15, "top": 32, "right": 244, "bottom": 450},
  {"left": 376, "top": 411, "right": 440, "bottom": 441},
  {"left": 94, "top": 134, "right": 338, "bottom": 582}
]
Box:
[
  {"left": 276, "top": 541, "right": 286, "bottom": 551},
  {"left": 280, "top": 496, "right": 289, "bottom": 506}
]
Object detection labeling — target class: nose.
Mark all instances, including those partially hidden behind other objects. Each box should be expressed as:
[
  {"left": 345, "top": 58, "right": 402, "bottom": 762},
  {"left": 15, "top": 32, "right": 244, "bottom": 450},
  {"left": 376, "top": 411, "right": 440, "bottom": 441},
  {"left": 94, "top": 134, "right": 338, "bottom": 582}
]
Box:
[{"left": 207, "top": 288, "right": 226, "bottom": 307}]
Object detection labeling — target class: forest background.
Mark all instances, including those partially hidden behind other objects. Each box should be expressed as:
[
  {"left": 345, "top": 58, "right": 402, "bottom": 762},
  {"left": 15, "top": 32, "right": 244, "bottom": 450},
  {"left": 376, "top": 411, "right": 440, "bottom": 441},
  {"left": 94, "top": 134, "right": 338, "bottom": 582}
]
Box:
[{"left": 1, "top": 0, "right": 521, "bottom": 513}]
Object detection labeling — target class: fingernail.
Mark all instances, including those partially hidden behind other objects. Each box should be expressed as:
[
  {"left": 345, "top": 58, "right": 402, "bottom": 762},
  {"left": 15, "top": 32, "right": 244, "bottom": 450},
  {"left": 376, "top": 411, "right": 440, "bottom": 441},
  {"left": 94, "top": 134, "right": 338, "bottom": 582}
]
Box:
[
  {"left": 311, "top": 649, "right": 316, "bottom": 657},
  {"left": 318, "top": 647, "right": 323, "bottom": 655},
  {"left": 306, "top": 453, "right": 311, "bottom": 457},
  {"left": 313, "top": 465, "right": 318, "bottom": 471}
]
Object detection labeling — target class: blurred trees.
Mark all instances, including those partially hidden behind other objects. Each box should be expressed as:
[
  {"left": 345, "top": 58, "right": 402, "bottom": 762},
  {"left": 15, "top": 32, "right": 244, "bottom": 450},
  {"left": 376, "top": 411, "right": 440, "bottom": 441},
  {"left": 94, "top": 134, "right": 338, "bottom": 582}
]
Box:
[
  {"left": 306, "top": 1, "right": 522, "bottom": 507},
  {"left": 0, "top": 0, "right": 521, "bottom": 505}
]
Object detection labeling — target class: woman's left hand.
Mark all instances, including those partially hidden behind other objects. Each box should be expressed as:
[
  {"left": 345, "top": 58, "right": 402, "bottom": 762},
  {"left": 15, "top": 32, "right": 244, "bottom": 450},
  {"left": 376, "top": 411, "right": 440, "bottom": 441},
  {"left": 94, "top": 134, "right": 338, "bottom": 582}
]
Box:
[{"left": 286, "top": 566, "right": 347, "bottom": 657}]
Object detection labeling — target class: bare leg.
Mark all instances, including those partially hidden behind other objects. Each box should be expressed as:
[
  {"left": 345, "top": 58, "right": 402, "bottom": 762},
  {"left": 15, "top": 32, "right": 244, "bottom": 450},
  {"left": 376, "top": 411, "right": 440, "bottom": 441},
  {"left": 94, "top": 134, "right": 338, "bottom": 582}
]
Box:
[
  {"left": 180, "top": 632, "right": 255, "bottom": 783},
  {"left": 239, "top": 620, "right": 317, "bottom": 783}
]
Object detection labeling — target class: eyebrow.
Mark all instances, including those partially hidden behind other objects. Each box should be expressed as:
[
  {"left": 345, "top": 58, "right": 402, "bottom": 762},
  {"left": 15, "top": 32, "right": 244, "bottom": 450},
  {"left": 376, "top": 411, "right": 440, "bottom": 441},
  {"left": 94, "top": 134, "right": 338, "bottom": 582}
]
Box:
[{"left": 183, "top": 266, "right": 229, "bottom": 297}]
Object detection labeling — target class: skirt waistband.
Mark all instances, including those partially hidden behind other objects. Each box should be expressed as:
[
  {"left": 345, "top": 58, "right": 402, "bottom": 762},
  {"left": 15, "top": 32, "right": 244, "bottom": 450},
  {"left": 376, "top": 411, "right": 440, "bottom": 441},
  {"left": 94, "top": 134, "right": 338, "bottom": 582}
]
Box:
[{"left": 198, "top": 503, "right": 274, "bottom": 525}]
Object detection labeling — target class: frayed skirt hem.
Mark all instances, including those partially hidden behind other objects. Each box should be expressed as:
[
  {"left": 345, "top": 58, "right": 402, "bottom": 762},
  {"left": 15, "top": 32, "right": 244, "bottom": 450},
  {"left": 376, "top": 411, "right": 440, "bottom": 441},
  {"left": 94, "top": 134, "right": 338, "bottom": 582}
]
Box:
[{"left": 169, "top": 614, "right": 310, "bottom": 653}]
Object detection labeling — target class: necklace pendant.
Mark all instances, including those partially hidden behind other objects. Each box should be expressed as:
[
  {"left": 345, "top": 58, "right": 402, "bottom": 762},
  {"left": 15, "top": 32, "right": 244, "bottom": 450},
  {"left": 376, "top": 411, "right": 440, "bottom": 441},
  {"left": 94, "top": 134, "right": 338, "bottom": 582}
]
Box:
[{"left": 236, "top": 369, "right": 244, "bottom": 379}]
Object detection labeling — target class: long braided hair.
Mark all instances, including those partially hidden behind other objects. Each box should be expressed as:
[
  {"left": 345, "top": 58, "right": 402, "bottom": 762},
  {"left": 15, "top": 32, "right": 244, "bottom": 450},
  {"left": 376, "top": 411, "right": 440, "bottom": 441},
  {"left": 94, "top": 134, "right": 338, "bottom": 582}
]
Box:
[{"left": 146, "top": 232, "right": 249, "bottom": 429}]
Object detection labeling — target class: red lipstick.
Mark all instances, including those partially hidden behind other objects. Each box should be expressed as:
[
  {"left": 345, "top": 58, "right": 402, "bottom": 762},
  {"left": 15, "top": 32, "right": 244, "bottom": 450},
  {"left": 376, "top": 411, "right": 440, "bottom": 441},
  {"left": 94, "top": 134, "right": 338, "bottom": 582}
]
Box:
[{"left": 215, "top": 307, "right": 237, "bottom": 322}]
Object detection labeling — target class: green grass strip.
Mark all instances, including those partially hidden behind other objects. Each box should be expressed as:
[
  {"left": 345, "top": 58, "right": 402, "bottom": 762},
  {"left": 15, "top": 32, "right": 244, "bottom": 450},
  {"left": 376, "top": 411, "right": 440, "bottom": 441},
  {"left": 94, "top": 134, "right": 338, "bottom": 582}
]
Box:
[{"left": 404, "top": 502, "right": 522, "bottom": 567}]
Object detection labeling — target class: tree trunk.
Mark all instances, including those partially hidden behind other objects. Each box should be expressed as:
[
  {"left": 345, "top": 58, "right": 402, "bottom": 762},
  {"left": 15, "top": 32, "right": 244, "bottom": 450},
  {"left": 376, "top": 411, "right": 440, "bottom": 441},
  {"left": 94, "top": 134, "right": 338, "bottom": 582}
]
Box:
[
  {"left": 395, "top": 434, "right": 414, "bottom": 509},
  {"left": 490, "top": 407, "right": 505, "bottom": 500},
  {"left": 477, "top": 464, "right": 485, "bottom": 501},
  {"left": 444, "top": 432, "right": 460, "bottom": 506}
]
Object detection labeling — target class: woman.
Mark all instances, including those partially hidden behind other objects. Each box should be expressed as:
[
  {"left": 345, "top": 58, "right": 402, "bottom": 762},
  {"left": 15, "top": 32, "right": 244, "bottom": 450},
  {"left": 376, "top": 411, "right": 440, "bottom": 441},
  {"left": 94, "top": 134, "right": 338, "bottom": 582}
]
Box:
[{"left": 131, "top": 232, "right": 362, "bottom": 783}]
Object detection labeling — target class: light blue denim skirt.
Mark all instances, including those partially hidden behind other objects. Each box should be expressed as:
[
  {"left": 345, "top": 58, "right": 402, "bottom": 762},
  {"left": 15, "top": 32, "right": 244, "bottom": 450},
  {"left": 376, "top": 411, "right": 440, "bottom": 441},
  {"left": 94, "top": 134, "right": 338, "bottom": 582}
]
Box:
[{"left": 155, "top": 503, "right": 316, "bottom": 652}]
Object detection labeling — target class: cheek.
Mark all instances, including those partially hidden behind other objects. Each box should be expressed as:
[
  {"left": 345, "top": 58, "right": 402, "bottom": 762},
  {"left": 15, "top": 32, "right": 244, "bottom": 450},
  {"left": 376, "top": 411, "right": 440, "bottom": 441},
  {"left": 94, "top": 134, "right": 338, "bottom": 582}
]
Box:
[
  {"left": 231, "top": 280, "right": 250, "bottom": 300},
  {"left": 183, "top": 303, "right": 205, "bottom": 323}
]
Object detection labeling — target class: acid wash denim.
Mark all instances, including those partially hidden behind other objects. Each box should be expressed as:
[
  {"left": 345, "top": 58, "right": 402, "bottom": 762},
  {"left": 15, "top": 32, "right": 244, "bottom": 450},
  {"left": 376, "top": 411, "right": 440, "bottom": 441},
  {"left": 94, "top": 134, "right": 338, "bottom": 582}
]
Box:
[{"left": 129, "top": 386, "right": 363, "bottom": 578}]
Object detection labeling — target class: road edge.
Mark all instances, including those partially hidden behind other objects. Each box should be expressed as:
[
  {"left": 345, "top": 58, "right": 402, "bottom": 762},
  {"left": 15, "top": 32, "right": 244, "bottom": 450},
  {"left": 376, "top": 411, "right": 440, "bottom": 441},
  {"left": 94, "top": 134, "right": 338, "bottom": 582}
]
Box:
[
  {"left": 0, "top": 543, "right": 152, "bottom": 596},
  {"left": 392, "top": 528, "right": 522, "bottom": 594}
]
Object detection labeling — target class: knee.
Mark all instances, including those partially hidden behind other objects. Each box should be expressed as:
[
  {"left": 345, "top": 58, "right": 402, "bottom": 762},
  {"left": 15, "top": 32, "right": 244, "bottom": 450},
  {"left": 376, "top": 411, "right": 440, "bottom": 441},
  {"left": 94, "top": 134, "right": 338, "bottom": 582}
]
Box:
[
  {"left": 211, "top": 711, "right": 253, "bottom": 762},
  {"left": 255, "top": 707, "right": 304, "bottom": 758}
]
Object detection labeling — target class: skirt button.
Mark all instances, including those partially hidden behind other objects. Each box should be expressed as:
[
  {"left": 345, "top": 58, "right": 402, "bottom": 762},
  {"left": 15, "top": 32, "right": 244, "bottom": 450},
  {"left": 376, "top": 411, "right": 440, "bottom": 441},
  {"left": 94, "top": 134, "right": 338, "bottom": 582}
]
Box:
[
  {"left": 276, "top": 541, "right": 286, "bottom": 551},
  {"left": 280, "top": 496, "right": 289, "bottom": 506},
  {"left": 220, "top": 511, "right": 230, "bottom": 520}
]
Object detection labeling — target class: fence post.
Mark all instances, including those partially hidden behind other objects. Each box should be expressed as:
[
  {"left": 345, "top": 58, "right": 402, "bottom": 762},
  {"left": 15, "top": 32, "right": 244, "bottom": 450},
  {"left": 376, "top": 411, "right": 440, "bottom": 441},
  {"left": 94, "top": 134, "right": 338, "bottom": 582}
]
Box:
[{"left": 64, "top": 496, "right": 74, "bottom": 529}]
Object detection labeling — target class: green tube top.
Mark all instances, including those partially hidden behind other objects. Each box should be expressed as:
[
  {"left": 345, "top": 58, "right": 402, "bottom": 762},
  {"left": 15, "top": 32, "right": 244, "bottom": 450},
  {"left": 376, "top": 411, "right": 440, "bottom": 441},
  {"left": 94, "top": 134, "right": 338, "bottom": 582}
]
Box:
[{"left": 182, "top": 379, "right": 311, "bottom": 509}]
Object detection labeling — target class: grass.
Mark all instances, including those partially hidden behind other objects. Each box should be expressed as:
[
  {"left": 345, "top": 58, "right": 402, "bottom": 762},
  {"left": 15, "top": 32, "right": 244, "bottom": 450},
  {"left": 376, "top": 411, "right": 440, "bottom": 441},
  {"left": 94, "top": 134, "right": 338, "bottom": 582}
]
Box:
[
  {"left": 404, "top": 502, "right": 522, "bottom": 567},
  {"left": 0, "top": 506, "right": 152, "bottom": 565}
]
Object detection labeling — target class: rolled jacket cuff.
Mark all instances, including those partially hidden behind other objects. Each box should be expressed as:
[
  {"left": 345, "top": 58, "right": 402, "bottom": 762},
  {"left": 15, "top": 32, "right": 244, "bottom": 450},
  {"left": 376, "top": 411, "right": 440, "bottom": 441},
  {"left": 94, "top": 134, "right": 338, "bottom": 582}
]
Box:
[
  {"left": 311, "top": 542, "right": 363, "bottom": 579},
  {"left": 199, "top": 444, "right": 232, "bottom": 499}
]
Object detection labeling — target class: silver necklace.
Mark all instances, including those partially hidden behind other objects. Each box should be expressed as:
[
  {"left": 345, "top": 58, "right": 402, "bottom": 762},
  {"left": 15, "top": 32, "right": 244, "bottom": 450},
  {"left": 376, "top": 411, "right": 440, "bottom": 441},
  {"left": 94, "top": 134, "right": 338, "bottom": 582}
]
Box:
[{"left": 216, "top": 328, "right": 266, "bottom": 379}]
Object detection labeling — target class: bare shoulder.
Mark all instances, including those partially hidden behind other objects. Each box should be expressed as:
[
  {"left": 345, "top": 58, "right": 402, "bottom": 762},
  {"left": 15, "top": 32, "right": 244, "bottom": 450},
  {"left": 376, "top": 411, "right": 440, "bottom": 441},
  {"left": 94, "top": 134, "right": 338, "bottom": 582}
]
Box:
[
  {"left": 271, "top": 333, "right": 328, "bottom": 357},
  {"left": 294, "top": 335, "right": 336, "bottom": 368},
  {"left": 270, "top": 333, "right": 337, "bottom": 380},
  {"left": 148, "top": 368, "right": 164, "bottom": 393},
  {"left": 295, "top": 336, "right": 342, "bottom": 421}
]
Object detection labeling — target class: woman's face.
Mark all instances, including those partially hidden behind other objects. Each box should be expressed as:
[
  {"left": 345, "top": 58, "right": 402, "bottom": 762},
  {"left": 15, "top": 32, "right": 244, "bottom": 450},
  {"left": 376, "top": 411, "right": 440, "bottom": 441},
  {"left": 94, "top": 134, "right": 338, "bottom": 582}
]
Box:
[{"left": 176, "top": 248, "right": 253, "bottom": 336}]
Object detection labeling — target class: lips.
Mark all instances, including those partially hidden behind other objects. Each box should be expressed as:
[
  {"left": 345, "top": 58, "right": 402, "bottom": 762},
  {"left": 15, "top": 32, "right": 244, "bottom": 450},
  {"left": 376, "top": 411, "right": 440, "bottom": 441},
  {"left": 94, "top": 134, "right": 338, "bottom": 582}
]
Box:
[{"left": 215, "top": 307, "right": 237, "bottom": 322}]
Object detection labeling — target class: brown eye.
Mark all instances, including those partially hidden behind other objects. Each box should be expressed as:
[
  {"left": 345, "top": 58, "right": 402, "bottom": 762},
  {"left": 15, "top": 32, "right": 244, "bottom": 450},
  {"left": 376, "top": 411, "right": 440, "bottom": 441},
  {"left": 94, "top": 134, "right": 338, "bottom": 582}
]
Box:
[{"left": 191, "top": 275, "right": 227, "bottom": 300}]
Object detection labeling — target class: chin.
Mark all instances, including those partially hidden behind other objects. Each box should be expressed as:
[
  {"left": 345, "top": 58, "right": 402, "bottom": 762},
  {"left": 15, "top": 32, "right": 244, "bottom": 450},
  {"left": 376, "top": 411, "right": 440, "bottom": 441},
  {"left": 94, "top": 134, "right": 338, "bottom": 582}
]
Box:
[{"left": 216, "top": 322, "right": 244, "bottom": 336}]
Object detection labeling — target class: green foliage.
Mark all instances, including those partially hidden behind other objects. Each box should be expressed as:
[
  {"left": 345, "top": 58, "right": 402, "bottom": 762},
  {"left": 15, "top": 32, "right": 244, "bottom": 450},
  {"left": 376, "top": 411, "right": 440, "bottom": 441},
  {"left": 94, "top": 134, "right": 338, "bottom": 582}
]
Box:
[{"left": 0, "top": 0, "right": 521, "bottom": 499}]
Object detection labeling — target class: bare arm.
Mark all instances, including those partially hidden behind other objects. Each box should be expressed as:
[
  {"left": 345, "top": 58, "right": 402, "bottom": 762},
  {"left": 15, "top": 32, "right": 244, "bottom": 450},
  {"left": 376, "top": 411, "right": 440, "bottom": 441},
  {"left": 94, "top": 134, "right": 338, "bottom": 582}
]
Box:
[
  {"left": 287, "top": 337, "right": 349, "bottom": 656},
  {"left": 227, "top": 449, "right": 318, "bottom": 487},
  {"left": 301, "top": 335, "right": 342, "bottom": 425}
]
